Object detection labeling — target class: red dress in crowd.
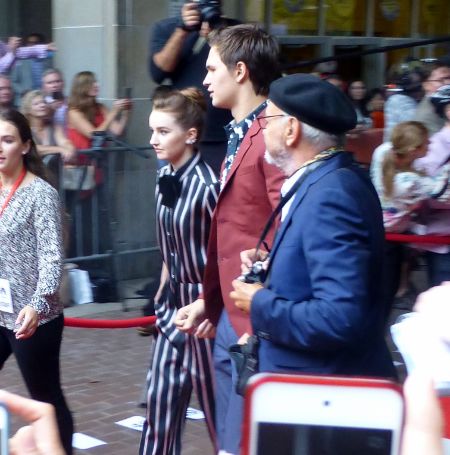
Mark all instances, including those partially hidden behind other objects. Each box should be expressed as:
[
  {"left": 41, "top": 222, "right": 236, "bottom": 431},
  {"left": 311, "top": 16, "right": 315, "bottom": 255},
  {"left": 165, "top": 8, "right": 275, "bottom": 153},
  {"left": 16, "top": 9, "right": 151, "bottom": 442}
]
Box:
[
  {"left": 67, "top": 107, "right": 105, "bottom": 185},
  {"left": 67, "top": 107, "right": 105, "bottom": 164}
]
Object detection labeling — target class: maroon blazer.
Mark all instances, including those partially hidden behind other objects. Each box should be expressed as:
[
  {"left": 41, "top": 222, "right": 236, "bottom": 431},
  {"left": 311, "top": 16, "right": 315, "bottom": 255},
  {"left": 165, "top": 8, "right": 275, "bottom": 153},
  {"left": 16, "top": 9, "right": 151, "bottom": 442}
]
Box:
[{"left": 203, "top": 117, "right": 285, "bottom": 337}]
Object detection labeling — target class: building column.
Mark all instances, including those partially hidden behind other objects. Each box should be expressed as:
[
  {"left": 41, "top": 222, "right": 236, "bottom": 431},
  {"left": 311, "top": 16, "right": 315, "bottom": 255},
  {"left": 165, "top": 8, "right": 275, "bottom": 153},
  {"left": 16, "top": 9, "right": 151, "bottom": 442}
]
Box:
[{"left": 52, "top": 0, "right": 170, "bottom": 279}]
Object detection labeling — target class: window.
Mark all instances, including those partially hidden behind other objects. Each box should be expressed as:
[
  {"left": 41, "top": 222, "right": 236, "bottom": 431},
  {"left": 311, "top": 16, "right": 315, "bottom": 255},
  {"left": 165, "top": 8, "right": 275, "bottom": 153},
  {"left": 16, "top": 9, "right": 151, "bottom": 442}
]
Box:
[
  {"left": 374, "top": 0, "right": 412, "bottom": 37},
  {"left": 325, "top": 0, "right": 367, "bottom": 36}
]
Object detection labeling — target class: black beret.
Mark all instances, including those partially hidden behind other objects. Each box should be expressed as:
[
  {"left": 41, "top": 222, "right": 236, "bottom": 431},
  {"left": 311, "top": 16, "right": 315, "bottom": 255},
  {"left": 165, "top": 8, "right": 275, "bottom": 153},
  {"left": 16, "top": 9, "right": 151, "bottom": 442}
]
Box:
[{"left": 269, "top": 74, "right": 357, "bottom": 135}]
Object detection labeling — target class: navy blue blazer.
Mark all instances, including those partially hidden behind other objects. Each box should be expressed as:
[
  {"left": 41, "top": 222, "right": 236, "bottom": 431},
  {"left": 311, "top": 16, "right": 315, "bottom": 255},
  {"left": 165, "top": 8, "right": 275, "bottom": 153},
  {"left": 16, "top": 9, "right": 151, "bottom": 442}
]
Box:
[{"left": 251, "top": 152, "right": 396, "bottom": 378}]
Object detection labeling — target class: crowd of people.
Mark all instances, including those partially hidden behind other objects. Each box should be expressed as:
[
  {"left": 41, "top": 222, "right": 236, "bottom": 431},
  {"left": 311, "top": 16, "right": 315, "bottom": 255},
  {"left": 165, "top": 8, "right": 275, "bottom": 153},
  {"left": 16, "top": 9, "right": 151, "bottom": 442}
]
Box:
[
  {"left": 143, "top": 4, "right": 450, "bottom": 454},
  {"left": 1, "top": 1, "right": 450, "bottom": 454},
  {"left": 0, "top": 30, "right": 134, "bottom": 455},
  {"left": 0, "top": 35, "right": 132, "bottom": 185},
  {"left": 146, "top": 6, "right": 450, "bottom": 452},
  {"left": 0, "top": 38, "right": 133, "bottom": 256}
]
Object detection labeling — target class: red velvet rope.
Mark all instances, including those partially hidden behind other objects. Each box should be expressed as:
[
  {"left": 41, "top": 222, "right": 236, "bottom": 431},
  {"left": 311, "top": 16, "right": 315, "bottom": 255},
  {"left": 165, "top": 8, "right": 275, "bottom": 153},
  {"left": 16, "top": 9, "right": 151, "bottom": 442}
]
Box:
[
  {"left": 64, "top": 315, "right": 156, "bottom": 328},
  {"left": 385, "top": 233, "right": 450, "bottom": 245},
  {"left": 63, "top": 234, "right": 450, "bottom": 329}
]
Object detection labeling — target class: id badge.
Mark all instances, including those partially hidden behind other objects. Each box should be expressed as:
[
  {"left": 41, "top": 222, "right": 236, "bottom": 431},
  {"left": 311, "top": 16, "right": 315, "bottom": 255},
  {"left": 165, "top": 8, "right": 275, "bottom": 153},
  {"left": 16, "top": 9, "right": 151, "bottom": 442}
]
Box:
[{"left": 0, "top": 279, "right": 13, "bottom": 313}]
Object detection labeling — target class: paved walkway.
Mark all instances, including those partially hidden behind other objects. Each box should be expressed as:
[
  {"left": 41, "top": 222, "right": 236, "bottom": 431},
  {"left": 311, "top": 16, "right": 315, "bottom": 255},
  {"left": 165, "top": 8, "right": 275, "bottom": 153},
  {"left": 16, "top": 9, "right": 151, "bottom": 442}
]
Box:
[
  {"left": 2, "top": 279, "right": 214, "bottom": 455},
  {"left": 1, "top": 270, "right": 427, "bottom": 454}
]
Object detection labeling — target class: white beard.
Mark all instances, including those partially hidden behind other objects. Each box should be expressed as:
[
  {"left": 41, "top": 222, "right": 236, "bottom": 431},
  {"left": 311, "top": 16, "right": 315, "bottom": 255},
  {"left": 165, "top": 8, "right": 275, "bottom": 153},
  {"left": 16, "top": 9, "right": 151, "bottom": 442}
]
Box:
[
  {"left": 264, "top": 149, "right": 277, "bottom": 166},
  {"left": 264, "top": 149, "right": 295, "bottom": 176}
]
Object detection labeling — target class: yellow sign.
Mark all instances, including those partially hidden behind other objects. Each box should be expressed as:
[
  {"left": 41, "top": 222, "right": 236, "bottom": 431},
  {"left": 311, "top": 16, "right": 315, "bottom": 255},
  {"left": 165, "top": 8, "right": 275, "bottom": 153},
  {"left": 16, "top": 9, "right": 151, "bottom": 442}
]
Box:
[
  {"left": 422, "top": 0, "right": 439, "bottom": 23},
  {"left": 328, "top": 0, "right": 356, "bottom": 19}
]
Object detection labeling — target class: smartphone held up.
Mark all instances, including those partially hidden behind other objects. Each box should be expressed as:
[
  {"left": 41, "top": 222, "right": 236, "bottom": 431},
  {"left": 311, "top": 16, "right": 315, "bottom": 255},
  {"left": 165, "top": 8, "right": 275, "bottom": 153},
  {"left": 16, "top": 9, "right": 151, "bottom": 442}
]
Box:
[{"left": 242, "top": 374, "right": 403, "bottom": 455}]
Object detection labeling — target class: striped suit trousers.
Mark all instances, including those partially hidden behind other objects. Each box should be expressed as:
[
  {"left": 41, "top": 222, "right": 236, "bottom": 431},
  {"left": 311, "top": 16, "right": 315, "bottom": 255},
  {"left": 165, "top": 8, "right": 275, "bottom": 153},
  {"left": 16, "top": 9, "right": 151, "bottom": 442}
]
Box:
[{"left": 139, "top": 319, "right": 216, "bottom": 454}]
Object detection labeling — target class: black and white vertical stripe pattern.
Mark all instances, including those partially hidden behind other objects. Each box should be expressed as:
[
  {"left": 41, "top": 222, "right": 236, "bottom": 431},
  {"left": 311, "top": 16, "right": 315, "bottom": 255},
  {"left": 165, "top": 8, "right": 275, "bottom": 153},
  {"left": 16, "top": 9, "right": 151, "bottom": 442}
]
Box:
[
  {"left": 140, "top": 154, "right": 219, "bottom": 455},
  {"left": 154, "top": 154, "right": 219, "bottom": 341}
]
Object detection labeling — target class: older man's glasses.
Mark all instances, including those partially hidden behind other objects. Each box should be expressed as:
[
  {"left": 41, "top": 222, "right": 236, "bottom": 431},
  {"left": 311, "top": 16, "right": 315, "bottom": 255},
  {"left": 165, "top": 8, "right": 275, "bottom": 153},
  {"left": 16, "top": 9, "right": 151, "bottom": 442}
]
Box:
[{"left": 257, "top": 114, "right": 288, "bottom": 129}]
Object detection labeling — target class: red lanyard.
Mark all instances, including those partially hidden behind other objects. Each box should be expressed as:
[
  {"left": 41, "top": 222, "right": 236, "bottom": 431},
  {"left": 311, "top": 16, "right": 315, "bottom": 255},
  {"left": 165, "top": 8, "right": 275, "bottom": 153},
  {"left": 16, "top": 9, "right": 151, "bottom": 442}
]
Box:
[{"left": 0, "top": 167, "right": 27, "bottom": 217}]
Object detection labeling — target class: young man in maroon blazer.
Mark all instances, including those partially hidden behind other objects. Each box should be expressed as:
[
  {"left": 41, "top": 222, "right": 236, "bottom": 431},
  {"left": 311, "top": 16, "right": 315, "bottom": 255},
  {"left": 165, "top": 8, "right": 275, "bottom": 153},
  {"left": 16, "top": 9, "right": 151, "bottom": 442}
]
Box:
[{"left": 175, "top": 24, "right": 284, "bottom": 454}]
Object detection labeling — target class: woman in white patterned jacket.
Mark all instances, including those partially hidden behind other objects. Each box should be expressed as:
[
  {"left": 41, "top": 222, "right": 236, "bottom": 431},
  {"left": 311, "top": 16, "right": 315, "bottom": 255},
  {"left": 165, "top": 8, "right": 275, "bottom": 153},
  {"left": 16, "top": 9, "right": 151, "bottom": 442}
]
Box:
[{"left": 0, "top": 109, "right": 73, "bottom": 455}]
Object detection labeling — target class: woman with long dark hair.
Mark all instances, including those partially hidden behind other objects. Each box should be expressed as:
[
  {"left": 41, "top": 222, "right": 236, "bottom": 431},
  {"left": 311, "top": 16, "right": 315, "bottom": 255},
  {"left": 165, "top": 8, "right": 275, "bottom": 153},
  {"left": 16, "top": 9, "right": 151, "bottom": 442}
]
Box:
[
  {"left": 347, "top": 80, "right": 372, "bottom": 128},
  {"left": 0, "top": 109, "right": 73, "bottom": 454}
]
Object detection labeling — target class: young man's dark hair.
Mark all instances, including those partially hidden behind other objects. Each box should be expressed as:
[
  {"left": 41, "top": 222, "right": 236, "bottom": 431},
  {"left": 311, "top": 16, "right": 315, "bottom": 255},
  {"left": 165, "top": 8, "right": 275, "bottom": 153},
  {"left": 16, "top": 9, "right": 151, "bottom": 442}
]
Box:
[{"left": 208, "top": 24, "right": 280, "bottom": 96}]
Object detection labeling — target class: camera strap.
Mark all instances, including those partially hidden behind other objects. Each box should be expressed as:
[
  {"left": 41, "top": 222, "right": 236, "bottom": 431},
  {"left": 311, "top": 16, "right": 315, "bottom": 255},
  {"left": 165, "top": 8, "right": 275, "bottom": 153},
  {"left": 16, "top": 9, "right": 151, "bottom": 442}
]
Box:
[
  {"left": 255, "top": 148, "right": 343, "bottom": 255},
  {"left": 192, "top": 37, "right": 207, "bottom": 55}
]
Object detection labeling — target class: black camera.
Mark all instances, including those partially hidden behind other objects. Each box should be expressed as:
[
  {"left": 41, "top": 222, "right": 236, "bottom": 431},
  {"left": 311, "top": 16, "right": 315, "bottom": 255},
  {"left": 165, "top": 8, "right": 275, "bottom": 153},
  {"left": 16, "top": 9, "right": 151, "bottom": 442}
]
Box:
[
  {"left": 44, "top": 91, "right": 64, "bottom": 104},
  {"left": 194, "top": 0, "right": 221, "bottom": 27},
  {"left": 237, "top": 261, "right": 266, "bottom": 284}
]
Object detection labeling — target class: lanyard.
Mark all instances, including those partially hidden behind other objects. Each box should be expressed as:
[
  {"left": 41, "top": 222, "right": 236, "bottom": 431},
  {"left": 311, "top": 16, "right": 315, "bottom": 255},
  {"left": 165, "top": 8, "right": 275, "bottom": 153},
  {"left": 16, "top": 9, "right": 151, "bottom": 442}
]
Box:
[{"left": 0, "top": 167, "right": 27, "bottom": 217}]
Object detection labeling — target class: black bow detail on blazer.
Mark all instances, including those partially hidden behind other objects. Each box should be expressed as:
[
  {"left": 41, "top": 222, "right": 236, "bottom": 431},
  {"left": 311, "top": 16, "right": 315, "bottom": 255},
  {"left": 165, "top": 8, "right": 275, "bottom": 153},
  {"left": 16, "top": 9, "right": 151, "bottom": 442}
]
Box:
[{"left": 158, "top": 174, "right": 182, "bottom": 208}]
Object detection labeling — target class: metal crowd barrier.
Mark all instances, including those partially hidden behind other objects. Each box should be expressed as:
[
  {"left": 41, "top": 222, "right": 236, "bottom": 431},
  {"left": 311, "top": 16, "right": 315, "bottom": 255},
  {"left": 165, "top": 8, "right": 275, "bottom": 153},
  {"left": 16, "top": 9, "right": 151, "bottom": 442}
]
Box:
[{"left": 43, "top": 143, "right": 158, "bottom": 309}]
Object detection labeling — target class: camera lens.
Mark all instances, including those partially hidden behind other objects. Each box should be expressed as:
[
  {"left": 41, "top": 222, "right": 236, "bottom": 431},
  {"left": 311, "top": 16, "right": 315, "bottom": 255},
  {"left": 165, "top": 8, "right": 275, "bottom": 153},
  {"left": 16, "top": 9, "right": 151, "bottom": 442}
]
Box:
[{"left": 199, "top": 0, "right": 221, "bottom": 26}]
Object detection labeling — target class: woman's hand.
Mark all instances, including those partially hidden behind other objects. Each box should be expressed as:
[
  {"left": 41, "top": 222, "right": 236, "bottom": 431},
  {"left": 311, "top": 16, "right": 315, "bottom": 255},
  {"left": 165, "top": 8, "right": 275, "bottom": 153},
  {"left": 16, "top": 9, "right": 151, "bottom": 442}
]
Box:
[
  {"left": 61, "top": 147, "right": 77, "bottom": 164},
  {"left": 175, "top": 299, "right": 207, "bottom": 335},
  {"left": 113, "top": 99, "right": 131, "bottom": 112},
  {"left": 15, "top": 306, "right": 39, "bottom": 340}
]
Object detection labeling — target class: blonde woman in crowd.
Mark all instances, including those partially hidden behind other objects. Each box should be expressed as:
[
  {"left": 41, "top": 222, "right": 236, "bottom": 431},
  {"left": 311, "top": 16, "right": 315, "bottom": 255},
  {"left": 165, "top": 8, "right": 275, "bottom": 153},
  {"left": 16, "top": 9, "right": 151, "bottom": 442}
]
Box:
[
  {"left": 21, "top": 89, "right": 75, "bottom": 163},
  {"left": 379, "top": 121, "right": 449, "bottom": 232},
  {"left": 371, "top": 121, "right": 450, "bottom": 307}
]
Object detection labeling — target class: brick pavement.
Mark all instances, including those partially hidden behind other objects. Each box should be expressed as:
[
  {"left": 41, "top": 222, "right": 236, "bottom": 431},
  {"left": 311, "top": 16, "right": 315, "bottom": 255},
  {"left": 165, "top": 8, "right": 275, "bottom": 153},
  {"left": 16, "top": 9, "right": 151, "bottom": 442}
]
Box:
[
  {"left": 1, "top": 297, "right": 214, "bottom": 455},
  {"left": 0, "top": 269, "right": 427, "bottom": 454}
]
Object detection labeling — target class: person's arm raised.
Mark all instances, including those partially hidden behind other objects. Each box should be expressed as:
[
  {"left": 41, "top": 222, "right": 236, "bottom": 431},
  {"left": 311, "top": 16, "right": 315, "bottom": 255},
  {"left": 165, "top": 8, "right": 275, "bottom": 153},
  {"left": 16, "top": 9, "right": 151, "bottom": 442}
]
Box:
[
  {"left": 67, "top": 101, "right": 127, "bottom": 139},
  {"left": 152, "top": 3, "right": 201, "bottom": 74}
]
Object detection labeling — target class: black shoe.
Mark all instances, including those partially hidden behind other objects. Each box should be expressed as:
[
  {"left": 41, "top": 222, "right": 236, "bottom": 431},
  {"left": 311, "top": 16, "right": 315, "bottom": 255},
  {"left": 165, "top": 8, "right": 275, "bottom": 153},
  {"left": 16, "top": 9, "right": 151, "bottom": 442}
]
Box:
[
  {"left": 135, "top": 281, "right": 159, "bottom": 299},
  {"left": 136, "top": 325, "right": 157, "bottom": 337}
]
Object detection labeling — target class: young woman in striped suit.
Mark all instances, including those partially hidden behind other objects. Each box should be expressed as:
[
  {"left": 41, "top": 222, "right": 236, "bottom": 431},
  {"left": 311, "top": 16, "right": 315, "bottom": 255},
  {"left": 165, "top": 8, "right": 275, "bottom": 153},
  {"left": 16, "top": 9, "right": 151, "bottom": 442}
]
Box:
[{"left": 140, "top": 87, "right": 219, "bottom": 455}]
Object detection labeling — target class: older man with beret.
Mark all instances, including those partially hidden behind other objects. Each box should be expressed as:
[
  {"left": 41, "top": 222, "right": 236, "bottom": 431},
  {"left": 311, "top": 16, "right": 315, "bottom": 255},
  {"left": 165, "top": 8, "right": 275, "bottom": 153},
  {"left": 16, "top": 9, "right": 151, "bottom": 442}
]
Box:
[{"left": 231, "top": 74, "right": 396, "bottom": 378}]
